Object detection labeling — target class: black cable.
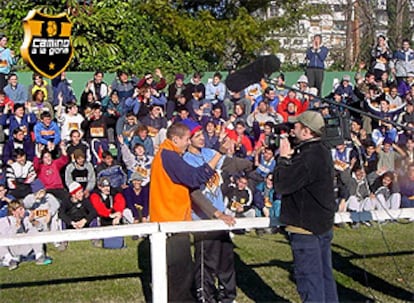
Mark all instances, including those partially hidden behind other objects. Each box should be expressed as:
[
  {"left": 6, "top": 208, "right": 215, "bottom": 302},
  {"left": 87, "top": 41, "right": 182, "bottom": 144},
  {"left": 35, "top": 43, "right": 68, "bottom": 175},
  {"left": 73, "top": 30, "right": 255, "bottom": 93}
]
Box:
[
  {"left": 282, "top": 84, "right": 414, "bottom": 132},
  {"left": 377, "top": 221, "right": 414, "bottom": 296},
  {"left": 354, "top": 211, "right": 381, "bottom": 303}
]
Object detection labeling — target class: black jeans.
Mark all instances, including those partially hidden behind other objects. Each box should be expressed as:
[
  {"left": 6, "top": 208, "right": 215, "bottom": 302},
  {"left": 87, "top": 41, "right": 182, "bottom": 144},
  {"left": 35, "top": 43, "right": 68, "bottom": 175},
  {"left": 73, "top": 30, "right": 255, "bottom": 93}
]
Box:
[
  {"left": 193, "top": 231, "right": 236, "bottom": 303},
  {"left": 167, "top": 233, "right": 195, "bottom": 302}
]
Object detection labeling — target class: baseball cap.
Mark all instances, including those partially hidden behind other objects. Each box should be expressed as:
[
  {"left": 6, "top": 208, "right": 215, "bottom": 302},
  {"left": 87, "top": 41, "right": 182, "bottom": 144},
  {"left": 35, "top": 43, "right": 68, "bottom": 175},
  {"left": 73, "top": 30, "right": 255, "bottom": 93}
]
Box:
[
  {"left": 98, "top": 177, "right": 111, "bottom": 187},
  {"left": 342, "top": 74, "right": 351, "bottom": 82},
  {"left": 288, "top": 110, "right": 325, "bottom": 136},
  {"left": 130, "top": 172, "right": 144, "bottom": 182}
]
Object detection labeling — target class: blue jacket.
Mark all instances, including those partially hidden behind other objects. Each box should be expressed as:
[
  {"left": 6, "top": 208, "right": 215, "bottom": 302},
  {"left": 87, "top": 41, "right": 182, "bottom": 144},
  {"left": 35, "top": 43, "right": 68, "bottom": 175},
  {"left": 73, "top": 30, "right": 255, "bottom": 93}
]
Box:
[
  {"left": 52, "top": 79, "right": 76, "bottom": 106},
  {"left": 306, "top": 46, "right": 329, "bottom": 69},
  {"left": 0, "top": 112, "right": 36, "bottom": 141},
  {"left": 34, "top": 120, "right": 61, "bottom": 145}
]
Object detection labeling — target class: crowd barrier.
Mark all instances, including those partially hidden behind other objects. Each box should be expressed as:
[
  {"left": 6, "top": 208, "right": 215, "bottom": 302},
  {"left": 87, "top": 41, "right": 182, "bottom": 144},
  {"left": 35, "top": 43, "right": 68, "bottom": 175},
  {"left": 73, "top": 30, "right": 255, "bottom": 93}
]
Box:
[{"left": 1, "top": 209, "right": 413, "bottom": 303}]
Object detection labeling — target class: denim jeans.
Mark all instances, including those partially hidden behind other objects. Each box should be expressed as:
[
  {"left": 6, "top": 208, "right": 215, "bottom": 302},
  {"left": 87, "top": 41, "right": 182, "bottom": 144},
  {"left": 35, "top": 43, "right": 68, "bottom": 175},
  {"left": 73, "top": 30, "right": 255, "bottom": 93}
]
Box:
[{"left": 290, "top": 230, "right": 338, "bottom": 303}]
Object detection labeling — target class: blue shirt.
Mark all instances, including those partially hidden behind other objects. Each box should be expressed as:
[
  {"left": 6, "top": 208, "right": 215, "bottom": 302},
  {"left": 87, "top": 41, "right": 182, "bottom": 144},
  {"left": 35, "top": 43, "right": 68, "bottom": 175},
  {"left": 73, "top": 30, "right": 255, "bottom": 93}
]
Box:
[{"left": 183, "top": 148, "right": 226, "bottom": 219}]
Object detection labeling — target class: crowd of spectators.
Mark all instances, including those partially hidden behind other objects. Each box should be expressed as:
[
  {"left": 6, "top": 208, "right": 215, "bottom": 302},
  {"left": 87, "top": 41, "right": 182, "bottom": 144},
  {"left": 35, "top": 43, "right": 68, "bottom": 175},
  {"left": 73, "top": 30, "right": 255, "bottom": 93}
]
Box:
[{"left": 1, "top": 34, "right": 414, "bottom": 271}]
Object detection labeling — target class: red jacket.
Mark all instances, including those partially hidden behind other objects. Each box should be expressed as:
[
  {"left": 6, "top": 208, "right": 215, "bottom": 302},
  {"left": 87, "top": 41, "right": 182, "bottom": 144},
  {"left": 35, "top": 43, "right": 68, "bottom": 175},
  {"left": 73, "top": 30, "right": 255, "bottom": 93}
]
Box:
[
  {"left": 277, "top": 96, "right": 309, "bottom": 122},
  {"left": 90, "top": 191, "right": 126, "bottom": 218}
]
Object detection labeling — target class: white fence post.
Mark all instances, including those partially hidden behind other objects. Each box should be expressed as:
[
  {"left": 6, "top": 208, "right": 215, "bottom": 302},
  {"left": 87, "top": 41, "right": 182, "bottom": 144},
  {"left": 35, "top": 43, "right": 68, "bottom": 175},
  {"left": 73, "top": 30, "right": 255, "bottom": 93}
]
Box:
[{"left": 150, "top": 231, "right": 168, "bottom": 303}]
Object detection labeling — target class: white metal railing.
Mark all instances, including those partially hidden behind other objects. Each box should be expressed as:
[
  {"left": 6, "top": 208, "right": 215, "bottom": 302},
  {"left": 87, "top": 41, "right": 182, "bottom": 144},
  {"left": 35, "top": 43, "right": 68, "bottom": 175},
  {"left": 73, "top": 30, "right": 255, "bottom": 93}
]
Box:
[{"left": 0, "top": 209, "right": 413, "bottom": 303}]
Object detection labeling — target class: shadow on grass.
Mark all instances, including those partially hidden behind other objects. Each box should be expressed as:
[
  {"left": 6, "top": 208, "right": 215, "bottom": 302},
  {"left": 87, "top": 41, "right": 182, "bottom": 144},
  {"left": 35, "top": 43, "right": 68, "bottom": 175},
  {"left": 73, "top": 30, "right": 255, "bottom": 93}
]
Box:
[
  {"left": 332, "top": 243, "right": 414, "bottom": 302},
  {"left": 137, "top": 237, "right": 152, "bottom": 303},
  {"left": 234, "top": 251, "right": 289, "bottom": 302},
  {"left": 0, "top": 272, "right": 140, "bottom": 289}
]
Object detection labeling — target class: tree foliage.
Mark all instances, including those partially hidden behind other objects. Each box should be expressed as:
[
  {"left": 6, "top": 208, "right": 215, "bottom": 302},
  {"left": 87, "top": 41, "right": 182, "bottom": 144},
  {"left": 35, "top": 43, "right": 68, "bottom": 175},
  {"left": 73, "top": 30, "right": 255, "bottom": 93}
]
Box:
[{"left": 0, "top": 0, "right": 315, "bottom": 76}]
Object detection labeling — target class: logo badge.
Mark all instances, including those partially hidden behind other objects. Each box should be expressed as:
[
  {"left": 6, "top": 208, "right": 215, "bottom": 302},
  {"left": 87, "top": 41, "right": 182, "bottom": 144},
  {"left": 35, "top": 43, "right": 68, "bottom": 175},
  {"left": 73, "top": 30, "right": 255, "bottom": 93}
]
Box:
[{"left": 21, "top": 10, "right": 74, "bottom": 79}]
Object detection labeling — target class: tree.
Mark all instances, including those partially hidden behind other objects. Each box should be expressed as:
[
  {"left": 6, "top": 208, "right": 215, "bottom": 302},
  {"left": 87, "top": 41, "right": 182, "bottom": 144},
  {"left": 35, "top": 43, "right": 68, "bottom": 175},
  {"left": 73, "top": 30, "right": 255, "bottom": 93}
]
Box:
[
  {"left": 387, "top": 0, "right": 411, "bottom": 51},
  {"left": 0, "top": 0, "right": 318, "bottom": 75}
]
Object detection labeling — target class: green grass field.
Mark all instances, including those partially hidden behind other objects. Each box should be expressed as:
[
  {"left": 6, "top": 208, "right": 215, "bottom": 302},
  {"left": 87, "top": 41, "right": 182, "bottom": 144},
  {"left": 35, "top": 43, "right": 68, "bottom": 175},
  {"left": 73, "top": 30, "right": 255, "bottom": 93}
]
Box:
[{"left": 1, "top": 222, "right": 413, "bottom": 303}]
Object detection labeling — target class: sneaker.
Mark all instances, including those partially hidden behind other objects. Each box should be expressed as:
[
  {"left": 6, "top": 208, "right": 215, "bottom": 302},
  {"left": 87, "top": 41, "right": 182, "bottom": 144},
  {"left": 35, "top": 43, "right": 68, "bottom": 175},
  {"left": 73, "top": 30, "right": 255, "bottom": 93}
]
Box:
[
  {"left": 91, "top": 239, "right": 102, "bottom": 248},
  {"left": 8, "top": 260, "right": 18, "bottom": 271},
  {"left": 55, "top": 242, "right": 68, "bottom": 252},
  {"left": 35, "top": 256, "right": 52, "bottom": 266}
]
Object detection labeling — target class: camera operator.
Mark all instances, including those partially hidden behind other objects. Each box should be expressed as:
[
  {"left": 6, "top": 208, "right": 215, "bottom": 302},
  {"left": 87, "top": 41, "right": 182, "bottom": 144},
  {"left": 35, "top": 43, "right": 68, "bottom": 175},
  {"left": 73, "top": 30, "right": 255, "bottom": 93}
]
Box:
[{"left": 273, "top": 110, "right": 338, "bottom": 303}]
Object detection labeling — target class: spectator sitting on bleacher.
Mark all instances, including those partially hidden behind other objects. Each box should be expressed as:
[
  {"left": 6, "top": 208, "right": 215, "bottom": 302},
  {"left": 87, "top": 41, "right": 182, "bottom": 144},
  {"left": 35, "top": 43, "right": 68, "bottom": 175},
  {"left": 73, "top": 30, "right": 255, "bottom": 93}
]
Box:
[
  {"left": 122, "top": 172, "right": 149, "bottom": 223},
  {"left": 111, "top": 71, "right": 137, "bottom": 103},
  {"left": 6, "top": 148, "right": 36, "bottom": 199},
  {"left": 166, "top": 73, "right": 186, "bottom": 120},
  {"left": 23, "top": 180, "right": 61, "bottom": 233},
  {"left": 3, "top": 73, "right": 28, "bottom": 104},
  {"left": 399, "top": 163, "right": 414, "bottom": 208},
  {"left": 370, "top": 171, "right": 401, "bottom": 210},
  {"left": 277, "top": 90, "right": 307, "bottom": 122},
  {"left": 1, "top": 102, "right": 36, "bottom": 142},
  {"left": 56, "top": 100, "right": 84, "bottom": 142},
  {"left": 2, "top": 127, "right": 35, "bottom": 165},
  {"left": 52, "top": 72, "right": 76, "bottom": 106},
  {"left": 33, "top": 142, "right": 69, "bottom": 203},
  {"left": 375, "top": 137, "right": 406, "bottom": 173},
  {"left": 0, "top": 184, "right": 14, "bottom": 218},
  {"left": 118, "top": 134, "right": 153, "bottom": 187},
  {"left": 0, "top": 200, "right": 52, "bottom": 271},
  {"left": 30, "top": 90, "right": 54, "bottom": 120},
  {"left": 225, "top": 119, "right": 253, "bottom": 159},
  {"left": 83, "top": 71, "right": 108, "bottom": 102},
  {"left": 59, "top": 182, "right": 97, "bottom": 230},
  {"left": 223, "top": 174, "right": 255, "bottom": 218},
  {"left": 129, "top": 124, "right": 154, "bottom": 156},
  {"left": 64, "top": 149, "right": 96, "bottom": 198},
  {"left": 90, "top": 177, "right": 133, "bottom": 226},
  {"left": 34, "top": 111, "right": 61, "bottom": 155},
  {"left": 95, "top": 151, "right": 127, "bottom": 191},
  {"left": 339, "top": 166, "right": 375, "bottom": 212},
  {"left": 140, "top": 104, "right": 168, "bottom": 153},
  {"left": 81, "top": 103, "right": 115, "bottom": 165},
  {"left": 28, "top": 73, "right": 53, "bottom": 104},
  {"left": 65, "top": 129, "right": 91, "bottom": 162}
]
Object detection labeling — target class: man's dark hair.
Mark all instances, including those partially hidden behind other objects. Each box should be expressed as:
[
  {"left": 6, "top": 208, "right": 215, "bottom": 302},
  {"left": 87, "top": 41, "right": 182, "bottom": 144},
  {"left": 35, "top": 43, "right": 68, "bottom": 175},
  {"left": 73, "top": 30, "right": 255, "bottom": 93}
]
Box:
[
  {"left": 70, "top": 129, "right": 81, "bottom": 137},
  {"left": 14, "top": 148, "right": 26, "bottom": 159},
  {"left": 125, "top": 111, "right": 135, "bottom": 118},
  {"left": 213, "top": 72, "right": 222, "bottom": 79},
  {"left": 264, "top": 87, "right": 275, "bottom": 95},
  {"left": 102, "top": 151, "right": 113, "bottom": 158},
  {"left": 8, "top": 73, "right": 17, "bottom": 79},
  {"left": 40, "top": 111, "right": 52, "bottom": 120},
  {"left": 13, "top": 127, "right": 24, "bottom": 136}
]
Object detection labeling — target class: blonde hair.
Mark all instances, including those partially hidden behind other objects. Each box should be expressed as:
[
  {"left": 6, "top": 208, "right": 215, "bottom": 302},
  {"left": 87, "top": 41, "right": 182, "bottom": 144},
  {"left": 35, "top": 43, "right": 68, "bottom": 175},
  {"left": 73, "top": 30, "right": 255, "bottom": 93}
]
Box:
[{"left": 8, "top": 200, "right": 23, "bottom": 215}]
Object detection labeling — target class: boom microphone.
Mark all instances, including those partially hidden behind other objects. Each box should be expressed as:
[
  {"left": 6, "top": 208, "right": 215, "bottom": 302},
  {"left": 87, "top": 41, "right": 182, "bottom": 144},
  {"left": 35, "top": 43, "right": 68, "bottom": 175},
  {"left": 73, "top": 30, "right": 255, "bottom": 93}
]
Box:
[{"left": 225, "top": 55, "right": 281, "bottom": 92}]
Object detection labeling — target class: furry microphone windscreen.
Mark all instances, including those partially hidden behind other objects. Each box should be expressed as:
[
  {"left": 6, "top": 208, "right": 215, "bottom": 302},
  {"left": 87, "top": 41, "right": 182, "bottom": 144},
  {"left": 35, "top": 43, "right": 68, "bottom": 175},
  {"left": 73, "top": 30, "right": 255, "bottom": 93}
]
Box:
[{"left": 225, "top": 55, "right": 281, "bottom": 93}]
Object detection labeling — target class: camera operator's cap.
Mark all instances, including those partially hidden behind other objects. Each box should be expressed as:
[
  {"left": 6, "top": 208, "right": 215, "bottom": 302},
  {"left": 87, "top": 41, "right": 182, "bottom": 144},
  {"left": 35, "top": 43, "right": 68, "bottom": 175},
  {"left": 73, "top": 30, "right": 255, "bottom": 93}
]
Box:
[
  {"left": 98, "top": 177, "right": 111, "bottom": 187},
  {"left": 288, "top": 110, "right": 325, "bottom": 136}
]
